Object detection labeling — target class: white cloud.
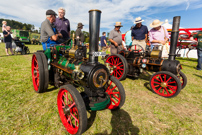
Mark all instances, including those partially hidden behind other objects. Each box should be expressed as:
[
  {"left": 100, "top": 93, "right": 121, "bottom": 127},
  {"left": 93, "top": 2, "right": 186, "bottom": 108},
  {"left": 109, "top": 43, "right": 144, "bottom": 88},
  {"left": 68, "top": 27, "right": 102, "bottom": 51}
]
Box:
[{"left": 0, "top": 0, "right": 201, "bottom": 34}]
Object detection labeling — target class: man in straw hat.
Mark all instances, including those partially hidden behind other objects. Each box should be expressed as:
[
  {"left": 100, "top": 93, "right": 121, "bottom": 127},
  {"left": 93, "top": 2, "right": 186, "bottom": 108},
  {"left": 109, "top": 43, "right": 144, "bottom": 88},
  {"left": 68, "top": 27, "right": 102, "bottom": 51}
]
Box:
[
  {"left": 75, "top": 22, "right": 85, "bottom": 45},
  {"left": 149, "top": 19, "right": 169, "bottom": 51},
  {"left": 109, "top": 22, "right": 125, "bottom": 54},
  {"left": 131, "top": 17, "right": 148, "bottom": 51}
]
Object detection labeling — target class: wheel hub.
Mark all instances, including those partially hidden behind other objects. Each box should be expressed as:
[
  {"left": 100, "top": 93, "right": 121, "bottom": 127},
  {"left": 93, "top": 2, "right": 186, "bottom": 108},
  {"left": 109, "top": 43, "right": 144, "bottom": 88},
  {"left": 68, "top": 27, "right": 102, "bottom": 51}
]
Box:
[
  {"left": 160, "top": 82, "right": 167, "bottom": 88},
  {"left": 34, "top": 70, "right": 37, "bottom": 76},
  {"left": 64, "top": 105, "right": 70, "bottom": 115},
  {"left": 113, "top": 66, "right": 117, "bottom": 70}
]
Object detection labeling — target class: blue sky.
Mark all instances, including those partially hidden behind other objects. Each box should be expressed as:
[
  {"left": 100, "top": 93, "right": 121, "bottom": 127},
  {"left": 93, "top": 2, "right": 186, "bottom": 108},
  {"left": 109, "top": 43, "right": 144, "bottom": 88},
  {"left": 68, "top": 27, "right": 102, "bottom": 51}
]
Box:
[{"left": 0, "top": 0, "right": 202, "bottom": 35}]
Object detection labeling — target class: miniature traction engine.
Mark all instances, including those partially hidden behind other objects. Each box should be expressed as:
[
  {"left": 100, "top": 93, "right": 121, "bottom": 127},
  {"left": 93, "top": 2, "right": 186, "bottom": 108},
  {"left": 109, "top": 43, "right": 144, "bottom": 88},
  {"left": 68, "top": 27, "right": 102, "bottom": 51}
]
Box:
[
  {"left": 31, "top": 9, "right": 125, "bottom": 134},
  {"left": 105, "top": 16, "right": 187, "bottom": 98}
]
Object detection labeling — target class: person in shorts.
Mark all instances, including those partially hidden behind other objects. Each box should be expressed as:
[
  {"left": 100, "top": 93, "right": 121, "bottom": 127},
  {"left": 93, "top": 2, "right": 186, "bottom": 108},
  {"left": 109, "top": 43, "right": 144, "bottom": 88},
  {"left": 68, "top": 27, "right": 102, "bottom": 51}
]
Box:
[{"left": 3, "top": 26, "right": 14, "bottom": 55}]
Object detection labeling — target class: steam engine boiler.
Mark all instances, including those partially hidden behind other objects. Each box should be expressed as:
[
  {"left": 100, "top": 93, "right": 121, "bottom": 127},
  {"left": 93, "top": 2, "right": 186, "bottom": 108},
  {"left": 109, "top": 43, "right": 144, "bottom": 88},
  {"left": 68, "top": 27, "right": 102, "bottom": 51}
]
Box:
[{"left": 31, "top": 9, "right": 125, "bottom": 134}]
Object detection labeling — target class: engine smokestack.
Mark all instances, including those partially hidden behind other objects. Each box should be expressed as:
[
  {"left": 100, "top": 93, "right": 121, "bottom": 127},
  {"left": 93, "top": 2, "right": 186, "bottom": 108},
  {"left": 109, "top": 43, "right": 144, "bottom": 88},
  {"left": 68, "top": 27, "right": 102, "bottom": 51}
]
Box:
[
  {"left": 169, "top": 16, "right": 181, "bottom": 60},
  {"left": 88, "top": 9, "right": 102, "bottom": 64}
]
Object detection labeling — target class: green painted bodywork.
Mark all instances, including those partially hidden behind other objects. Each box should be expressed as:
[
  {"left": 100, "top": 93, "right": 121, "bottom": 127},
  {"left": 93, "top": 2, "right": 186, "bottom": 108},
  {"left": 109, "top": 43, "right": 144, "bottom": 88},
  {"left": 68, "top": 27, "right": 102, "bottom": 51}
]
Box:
[
  {"left": 44, "top": 42, "right": 110, "bottom": 111},
  {"left": 58, "top": 57, "right": 76, "bottom": 70}
]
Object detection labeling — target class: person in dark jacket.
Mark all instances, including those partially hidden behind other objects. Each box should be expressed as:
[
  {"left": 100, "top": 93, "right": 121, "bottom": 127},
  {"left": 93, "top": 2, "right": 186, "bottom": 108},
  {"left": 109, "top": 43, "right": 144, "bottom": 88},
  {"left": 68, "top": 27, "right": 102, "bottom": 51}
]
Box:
[{"left": 75, "top": 22, "right": 85, "bottom": 46}]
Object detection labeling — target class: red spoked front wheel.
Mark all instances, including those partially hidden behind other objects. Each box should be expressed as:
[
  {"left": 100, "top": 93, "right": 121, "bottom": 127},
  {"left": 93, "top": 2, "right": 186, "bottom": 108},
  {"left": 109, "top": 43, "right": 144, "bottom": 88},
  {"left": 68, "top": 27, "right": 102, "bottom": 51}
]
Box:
[
  {"left": 150, "top": 71, "right": 181, "bottom": 98},
  {"left": 105, "top": 54, "right": 128, "bottom": 80},
  {"left": 105, "top": 76, "right": 125, "bottom": 110},
  {"left": 57, "top": 84, "right": 87, "bottom": 135}
]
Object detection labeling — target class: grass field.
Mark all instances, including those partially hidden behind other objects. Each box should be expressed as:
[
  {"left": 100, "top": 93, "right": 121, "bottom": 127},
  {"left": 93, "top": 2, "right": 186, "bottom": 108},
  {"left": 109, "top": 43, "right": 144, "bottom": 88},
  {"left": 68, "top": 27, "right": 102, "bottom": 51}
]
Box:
[{"left": 0, "top": 43, "right": 202, "bottom": 135}]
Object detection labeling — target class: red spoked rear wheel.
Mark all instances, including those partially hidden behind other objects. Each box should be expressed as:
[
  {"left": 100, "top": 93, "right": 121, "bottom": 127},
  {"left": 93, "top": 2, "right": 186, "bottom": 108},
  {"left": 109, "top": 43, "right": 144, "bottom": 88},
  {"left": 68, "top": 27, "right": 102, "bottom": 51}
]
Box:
[
  {"left": 31, "top": 52, "right": 48, "bottom": 93},
  {"left": 150, "top": 71, "right": 181, "bottom": 98},
  {"left": 105, "top": 76, "right": 125, "bottom": 110},
  {"left": 57, "top": 84, "right": 87, "bottom": 135},
  {"left": 32, "top": 53, "right": 44, "bottom": 93},
  {"left": 177, "top": 71, "right": 187, "bottom": 89},
  {"left": 105, "top": 54, "right": 128, "bottom": 80}
]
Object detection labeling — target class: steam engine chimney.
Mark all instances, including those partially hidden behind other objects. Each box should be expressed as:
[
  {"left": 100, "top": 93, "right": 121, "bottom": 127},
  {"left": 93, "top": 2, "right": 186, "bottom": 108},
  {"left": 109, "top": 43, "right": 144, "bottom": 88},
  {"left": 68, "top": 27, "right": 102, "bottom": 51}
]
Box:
[
  {"left": 161, "top": 16, "right": 181, "bottom": 75},
  {"left": 169, "top": 16, "right": 181, "bottom": 60},
  {"left": 88, "top": 9, "right": 102, "bottom": 64}
]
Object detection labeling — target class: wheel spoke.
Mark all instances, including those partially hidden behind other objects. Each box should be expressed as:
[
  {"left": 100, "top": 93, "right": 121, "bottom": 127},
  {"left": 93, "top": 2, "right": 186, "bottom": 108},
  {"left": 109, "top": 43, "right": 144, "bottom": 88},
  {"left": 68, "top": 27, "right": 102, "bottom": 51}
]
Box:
[
  {"left": 70, "top": 113, "right": 79, "bottom": 127},
  {"left": 116, "top": 70, "right": 121, "bottom": 76},
  {"left": 159, "top": 75, "right": 163, "bottom": 82},
  {"left": 164, "top": 74, "right": 166, "bottom": 82},
  {"left": 168, "top": 81, "right": 176, "bottom": 84},
  {"left": 153, "top": 82, "right": 160, "bottom": 84},
  {"left": 61, "top": 99, "right": 66, "bottom": 107},
  {"left": 111, "top": 98, "right": 117, "bottom": 104},
  {"left": 165, "top": 77, "right": 172, "bottom": 83},
  {"left": 107, "top": 80, "right": 113, "bottom": 90},
  {"left": 67, "top": 116, "right": 73, "bottom": 126},
  {"left": 154, "top": 85, "right": 160, "bottom": 87},
  {"left": 111, "top": 85, "right": 117, "bottom": 91},
  {"left": 154, "top": 76, "right": 160, "bottom": 81},
  {"left": 116, "top": 61, "right": 123, "bottom": 66},
  {"left": 165, "top": 87, "right": 170, "bottom": 95},
  {"left": 112, "top": 94, "right": 119, "bottom": 100},
  {"left": 157, "top": 87, "right": 162, "bottom": 91},
  {"left": 111, "top": 92, "right": 120, "bottom": 94}
]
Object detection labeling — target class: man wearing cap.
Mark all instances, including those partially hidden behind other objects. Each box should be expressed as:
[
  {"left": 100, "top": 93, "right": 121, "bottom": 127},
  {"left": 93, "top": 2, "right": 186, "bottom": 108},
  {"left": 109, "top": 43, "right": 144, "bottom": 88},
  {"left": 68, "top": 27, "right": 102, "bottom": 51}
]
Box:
[
  {"left": 109, "top": 22, "right": 124, "bottom": 54},
  {"left": 54, "top": 7, "right": 70, "bottom": 42},
  {"left": 41, "top": 9, "right": 63, "bottom": 50},
  {"left": 131, "top": 17, "right": 148, "bottom": 50},
  {"left": 75, "top": 22, "right": 85, "bottom": 45},
  {"left": 149, "top": 19, "right": 169, "bottom": 50}
]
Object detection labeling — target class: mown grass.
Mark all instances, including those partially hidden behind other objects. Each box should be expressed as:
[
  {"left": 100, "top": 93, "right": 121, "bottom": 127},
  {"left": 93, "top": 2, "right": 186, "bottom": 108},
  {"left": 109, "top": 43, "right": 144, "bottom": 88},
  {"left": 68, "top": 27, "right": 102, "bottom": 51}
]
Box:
[{"left": 0, "top": 43, "right": 202, "bottom": 135}]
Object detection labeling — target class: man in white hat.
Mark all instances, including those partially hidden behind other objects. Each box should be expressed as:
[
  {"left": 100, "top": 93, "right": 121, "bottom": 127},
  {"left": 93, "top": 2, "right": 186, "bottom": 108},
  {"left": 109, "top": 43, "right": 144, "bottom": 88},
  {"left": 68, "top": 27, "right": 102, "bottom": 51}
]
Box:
[
  {"left": 149, "top": 19, "right": 169, "bottom": 50},
  {"left": 131, "top": 17, "right": 148, "bottom": 51},
  {"left": 109, "top": 22, "right": 125, "bottom": 54}
]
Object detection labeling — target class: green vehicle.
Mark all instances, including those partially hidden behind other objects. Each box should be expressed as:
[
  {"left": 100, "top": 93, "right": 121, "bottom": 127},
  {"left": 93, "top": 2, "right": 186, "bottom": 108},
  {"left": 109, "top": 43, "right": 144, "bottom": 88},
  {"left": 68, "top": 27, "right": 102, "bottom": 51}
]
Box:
[{"left": 11, "top": 29, "right": 30, "bottom": 44}]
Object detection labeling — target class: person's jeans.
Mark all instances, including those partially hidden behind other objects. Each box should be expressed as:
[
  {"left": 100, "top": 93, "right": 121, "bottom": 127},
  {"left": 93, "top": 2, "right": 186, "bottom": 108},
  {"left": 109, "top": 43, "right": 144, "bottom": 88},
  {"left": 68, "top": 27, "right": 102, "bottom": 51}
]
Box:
[{"left": 197, "top": 49, "right": 202, "bottom": 70}]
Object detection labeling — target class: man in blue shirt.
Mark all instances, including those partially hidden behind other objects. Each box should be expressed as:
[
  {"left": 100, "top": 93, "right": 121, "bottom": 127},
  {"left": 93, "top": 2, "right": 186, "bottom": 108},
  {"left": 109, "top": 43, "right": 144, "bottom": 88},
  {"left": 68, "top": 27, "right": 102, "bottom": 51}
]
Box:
[
  {"left": 54, "top": 7, "right": 70, "bottom": 42},
  {"left": 131, "top": 17, "right": 148, "bottom": 51},
  {"left": 101, "top": 32, "right": 108, "bottom": 52}
]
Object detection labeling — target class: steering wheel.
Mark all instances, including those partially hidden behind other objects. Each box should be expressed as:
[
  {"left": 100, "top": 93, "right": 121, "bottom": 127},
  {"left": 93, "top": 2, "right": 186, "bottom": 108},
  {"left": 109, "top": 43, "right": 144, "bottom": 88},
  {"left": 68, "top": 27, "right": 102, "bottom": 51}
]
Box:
[{"left": 129, "top": 44, "right": 145, "bottom": 54}]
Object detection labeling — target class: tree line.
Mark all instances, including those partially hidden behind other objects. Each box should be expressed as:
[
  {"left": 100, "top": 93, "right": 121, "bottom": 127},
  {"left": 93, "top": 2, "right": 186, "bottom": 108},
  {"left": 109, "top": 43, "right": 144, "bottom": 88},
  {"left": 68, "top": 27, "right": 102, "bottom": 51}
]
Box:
[
  {"left": 1, "top": 18, "right": 103, "bottom": 43},
  {"left": 0, "top": 18, "right": 39, "bottom": 33}
]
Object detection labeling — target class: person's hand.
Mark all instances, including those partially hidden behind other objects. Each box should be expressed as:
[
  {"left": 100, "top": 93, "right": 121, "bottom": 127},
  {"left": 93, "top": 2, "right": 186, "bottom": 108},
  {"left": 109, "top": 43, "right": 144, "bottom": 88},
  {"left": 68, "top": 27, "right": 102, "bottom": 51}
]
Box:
[
  {"left": 160, "top": 40, "right": 166, "bottom": 45},
  {"left": 114, "top": 42, "right": 118, "bottom": 47},
  {"left": 145, "top": 39, "right": 148, "bottom": 43}
]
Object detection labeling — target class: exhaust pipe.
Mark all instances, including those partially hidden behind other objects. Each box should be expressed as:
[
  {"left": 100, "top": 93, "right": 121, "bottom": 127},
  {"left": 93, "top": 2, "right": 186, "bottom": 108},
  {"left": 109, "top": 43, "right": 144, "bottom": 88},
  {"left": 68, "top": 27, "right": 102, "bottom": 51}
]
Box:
[
  {"left": 88, "top": 9, "right": 102, "bottom": 64},
  {"left": 162, "top": 16, "right": 181, "bottom": 75},
  {"left": 169, "top": 16, "right": 181, "bottom": 60}
]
